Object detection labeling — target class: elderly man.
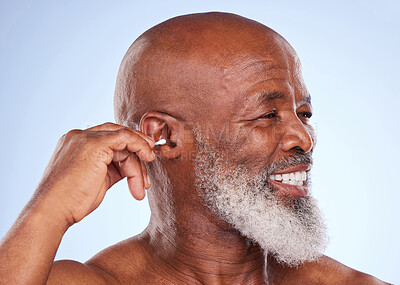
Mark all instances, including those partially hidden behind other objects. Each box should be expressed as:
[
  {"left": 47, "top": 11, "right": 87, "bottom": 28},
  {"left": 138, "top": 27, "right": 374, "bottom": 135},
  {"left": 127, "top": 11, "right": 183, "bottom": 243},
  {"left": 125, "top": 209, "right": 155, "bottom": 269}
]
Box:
[{"left": 0, "top": 12, "right": 390, "bottom": 284}]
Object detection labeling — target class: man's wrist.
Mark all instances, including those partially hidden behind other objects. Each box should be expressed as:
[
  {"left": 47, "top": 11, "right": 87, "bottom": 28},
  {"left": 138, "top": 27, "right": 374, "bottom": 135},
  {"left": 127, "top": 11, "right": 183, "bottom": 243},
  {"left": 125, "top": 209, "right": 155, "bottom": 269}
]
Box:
[{"left": 26, "top": 194, "right": 74, "bottom": 234}]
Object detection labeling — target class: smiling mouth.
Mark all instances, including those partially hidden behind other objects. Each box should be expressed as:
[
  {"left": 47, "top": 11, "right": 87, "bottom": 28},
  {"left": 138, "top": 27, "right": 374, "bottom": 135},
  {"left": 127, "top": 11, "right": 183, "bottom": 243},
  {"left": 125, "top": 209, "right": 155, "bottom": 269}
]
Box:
[
  {"left": 269, "top": 171, "right": 307, "bottom": 187},
  {"left": 266, "top": 164, "right": 311, "bottom": 197}
]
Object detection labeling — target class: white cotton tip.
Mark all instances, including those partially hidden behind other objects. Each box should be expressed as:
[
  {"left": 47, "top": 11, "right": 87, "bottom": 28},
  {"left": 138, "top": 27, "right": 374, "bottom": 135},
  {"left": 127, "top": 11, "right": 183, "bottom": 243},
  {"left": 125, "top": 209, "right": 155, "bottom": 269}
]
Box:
[{"left": 155, "top": 138, "right": 167, "bottom": 146}]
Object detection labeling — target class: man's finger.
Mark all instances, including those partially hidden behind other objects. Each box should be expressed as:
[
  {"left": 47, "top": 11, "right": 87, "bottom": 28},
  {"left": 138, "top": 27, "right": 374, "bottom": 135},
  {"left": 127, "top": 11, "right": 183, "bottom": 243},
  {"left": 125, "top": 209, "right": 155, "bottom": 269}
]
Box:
[
  {"left": 118, "top": 154, "right": 146, "bottom": 200},
  {"left": 112, "top": 149, "right": 131, "bottom": 163},
  {"left": 86, "top": 122, "right": 155, "bottom": 146},
  {"left": 93, "top": 128, "right": 155, "bottom": 163}
]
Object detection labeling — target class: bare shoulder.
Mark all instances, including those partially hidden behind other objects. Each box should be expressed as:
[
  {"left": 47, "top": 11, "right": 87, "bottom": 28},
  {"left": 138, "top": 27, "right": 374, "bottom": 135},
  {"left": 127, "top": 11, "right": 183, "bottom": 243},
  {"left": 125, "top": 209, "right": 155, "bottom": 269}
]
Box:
[
  {"left": 268, "top": 255, "right": 391, "bottom": 284},
  {"left": 47, "top": 259, "right": 117, "bottom": 284},
  {"left": 310, "top": 255, "right": 391, "bottom": 285},
  {"left": 49, "top": 235, "right": 177, "bottom": 284},
  {"left": 46, "top": 235, "right": 153, "bottom": 285},
  {"left": 84, "top": 235, "right": 154, "bottom": 284}
]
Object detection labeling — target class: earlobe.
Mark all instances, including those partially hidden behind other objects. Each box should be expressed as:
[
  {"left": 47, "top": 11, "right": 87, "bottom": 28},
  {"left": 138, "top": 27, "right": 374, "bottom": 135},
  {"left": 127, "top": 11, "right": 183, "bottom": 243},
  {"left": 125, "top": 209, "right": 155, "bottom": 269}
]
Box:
[{"left": 139, "top": 111, "right": 182, "bottom": 160}]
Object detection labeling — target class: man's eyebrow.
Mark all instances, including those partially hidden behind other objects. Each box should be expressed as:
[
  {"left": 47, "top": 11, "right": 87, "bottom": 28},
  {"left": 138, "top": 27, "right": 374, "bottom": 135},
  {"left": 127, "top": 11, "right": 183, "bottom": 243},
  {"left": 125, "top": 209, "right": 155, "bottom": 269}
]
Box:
[
  {"left": 254, "top": 91, "right": 312, "bottom": 107},
  {"left": 256, "top": 91, "right": 285, "bottom": 105},
  {"left": 297, "top": 95, "right": 312, "bottom": 107}
]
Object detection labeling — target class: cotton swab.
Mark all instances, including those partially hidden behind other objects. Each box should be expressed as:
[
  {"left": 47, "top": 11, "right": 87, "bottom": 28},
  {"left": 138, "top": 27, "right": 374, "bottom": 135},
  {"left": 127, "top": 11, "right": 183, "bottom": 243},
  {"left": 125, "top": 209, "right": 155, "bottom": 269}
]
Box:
[{"left": 155, "top": 138, "right": 167, "bottom": 146}]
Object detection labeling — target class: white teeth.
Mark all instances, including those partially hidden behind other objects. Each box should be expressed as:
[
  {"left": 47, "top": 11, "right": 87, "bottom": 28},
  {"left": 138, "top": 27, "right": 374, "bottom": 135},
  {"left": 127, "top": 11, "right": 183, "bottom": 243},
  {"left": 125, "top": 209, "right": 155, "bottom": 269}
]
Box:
[{"left": 270, "top": 170, "right": 308, "bottom": 186}]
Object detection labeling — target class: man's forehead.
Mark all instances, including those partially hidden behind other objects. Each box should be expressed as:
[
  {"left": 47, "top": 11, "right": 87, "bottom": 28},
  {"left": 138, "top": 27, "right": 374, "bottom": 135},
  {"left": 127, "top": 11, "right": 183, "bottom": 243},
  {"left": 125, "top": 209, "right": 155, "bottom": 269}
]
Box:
[
  {"left": 223, "top": 42, "right": 300, "bottom": 82},
  {"left": 186, "top": 52, "right": 309, "bottom": 126},
  {"left": 221, "top": 53, "right": 308, "bottom": 105}
]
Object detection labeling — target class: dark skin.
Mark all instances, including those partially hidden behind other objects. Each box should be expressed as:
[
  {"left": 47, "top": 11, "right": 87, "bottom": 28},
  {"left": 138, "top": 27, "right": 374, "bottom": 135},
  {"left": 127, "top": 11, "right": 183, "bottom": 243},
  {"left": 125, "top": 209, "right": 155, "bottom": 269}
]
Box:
[{"left": 0, "top": 12, "right": 390, "bottom": 284}]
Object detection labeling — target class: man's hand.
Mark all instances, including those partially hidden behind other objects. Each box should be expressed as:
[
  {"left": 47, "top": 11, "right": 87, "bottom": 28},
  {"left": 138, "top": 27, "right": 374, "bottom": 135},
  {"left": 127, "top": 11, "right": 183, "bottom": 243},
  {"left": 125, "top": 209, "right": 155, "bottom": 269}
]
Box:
[
  {"left": 0, "top": 122, "right": 156, "bottom": 284},
  {"left": 36, "top": 122, "right": 156, "bottom": 226}
]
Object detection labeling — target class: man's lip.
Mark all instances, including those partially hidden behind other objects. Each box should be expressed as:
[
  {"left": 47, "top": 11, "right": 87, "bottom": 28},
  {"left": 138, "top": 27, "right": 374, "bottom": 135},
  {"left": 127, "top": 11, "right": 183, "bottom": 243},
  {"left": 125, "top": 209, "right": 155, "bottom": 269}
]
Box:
[
  {"left": 271, "top": 164, "right": 311, "bottom": 175},
  {"left": 268, "top": 179, "right": 309, "bottom": 198}
]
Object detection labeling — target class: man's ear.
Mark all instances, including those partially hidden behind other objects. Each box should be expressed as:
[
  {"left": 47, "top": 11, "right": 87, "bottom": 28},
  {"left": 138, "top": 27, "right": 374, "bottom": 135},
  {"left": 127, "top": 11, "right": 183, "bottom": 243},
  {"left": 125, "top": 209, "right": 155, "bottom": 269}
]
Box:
[{"left": 139, "top": 111, "right": 182, "bottom": 160}]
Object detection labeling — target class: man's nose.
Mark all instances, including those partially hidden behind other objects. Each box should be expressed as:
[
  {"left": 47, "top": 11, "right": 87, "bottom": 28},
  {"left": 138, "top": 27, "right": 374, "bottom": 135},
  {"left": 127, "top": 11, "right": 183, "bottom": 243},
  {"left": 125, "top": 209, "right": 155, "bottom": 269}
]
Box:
[{"left": 279, "top": 118, "right": 314, "bottom": 153}]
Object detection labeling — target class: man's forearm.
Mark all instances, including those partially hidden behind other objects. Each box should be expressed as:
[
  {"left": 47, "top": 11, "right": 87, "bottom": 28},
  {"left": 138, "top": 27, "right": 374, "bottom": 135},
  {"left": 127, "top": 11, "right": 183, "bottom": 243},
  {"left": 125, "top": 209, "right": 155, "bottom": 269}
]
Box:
[{"left": 0, "top": 197, "right": 69, "bottom": 284}]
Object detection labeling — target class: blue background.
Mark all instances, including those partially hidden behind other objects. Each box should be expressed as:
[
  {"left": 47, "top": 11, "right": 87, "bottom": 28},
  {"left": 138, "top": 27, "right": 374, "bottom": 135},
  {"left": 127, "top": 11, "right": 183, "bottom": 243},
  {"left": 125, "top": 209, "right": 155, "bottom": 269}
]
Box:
[{"left": 0, "top": 1, "right": 398, "bottom": 283}]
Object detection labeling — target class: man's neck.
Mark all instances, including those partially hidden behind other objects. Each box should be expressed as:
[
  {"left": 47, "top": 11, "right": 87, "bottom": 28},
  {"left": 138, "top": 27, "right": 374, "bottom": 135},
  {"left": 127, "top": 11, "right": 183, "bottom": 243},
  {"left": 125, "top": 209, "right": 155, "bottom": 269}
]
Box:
[{"left": 141, "top": 209, "right": 268, "bottom": 284}]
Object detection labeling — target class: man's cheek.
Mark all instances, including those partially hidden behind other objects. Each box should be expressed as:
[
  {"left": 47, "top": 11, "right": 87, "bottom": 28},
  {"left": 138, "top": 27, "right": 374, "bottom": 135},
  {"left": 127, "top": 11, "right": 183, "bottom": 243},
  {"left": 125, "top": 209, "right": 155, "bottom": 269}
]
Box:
[
  {"left": 271, "top": 126, "right": 286, "bottom": 145},
  {"left": 233, "top": 127, "right": 277, "bottom": 168},
  {"left": 247, "top": 126, "right": 282, "bottom": 148}
]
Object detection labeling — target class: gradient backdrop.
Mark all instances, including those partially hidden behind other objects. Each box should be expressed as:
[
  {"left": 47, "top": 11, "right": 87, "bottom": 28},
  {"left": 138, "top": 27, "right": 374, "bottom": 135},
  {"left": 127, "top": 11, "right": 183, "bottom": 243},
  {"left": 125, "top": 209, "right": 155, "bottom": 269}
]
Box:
[{"left": 0, "top": 1, "right": 398, "bottom": 283}]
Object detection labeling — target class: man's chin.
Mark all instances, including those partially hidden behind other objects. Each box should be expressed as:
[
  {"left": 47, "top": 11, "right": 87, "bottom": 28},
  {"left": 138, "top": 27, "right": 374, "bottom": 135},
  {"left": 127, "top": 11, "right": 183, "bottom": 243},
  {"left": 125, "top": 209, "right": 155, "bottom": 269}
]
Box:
[
  {"left": 230, "top": 195, "right": 328, "bottom": 267},
  {"left": 202, "top": 187, "right": 328, "bottom": 267}
]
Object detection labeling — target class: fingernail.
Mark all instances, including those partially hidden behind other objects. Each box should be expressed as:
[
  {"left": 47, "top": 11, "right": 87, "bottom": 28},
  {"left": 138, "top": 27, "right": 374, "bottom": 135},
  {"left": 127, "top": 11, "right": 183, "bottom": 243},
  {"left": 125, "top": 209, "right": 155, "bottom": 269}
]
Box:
[{"left": 147, "top": 175, "right": 151, "bottom": 187}]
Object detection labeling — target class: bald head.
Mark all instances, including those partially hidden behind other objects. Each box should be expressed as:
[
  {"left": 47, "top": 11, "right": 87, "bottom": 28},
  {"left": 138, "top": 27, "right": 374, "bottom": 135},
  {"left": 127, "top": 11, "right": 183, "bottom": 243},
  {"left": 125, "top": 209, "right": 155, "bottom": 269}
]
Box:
[{"left": 114, "top": 12, "right": 298, "bottom": 132}]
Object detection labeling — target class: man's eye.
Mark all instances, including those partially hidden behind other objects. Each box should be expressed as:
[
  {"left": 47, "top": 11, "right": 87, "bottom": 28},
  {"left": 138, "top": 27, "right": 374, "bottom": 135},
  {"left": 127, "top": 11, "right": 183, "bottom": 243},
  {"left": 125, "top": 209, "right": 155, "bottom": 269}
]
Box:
[
  {"left": 260, "top": 110, "right": 277, "bottom": 119},
  {"left": 298, "top": 112, "right": 312, "bottom": 119}
]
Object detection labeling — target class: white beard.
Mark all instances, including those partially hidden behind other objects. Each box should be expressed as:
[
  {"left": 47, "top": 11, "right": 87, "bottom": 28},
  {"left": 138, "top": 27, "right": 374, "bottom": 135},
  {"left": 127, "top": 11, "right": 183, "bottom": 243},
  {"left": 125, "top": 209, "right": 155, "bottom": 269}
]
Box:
[{"left": 193, "top": 130, "right": 328, "bottom": 267}]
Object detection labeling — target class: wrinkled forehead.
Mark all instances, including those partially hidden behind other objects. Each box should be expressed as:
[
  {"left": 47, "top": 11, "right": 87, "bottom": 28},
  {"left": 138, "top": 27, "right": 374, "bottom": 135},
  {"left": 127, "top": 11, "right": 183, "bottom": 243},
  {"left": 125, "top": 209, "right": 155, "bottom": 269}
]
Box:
[
  {"left": 223, "top": 37, "right": 301, "bottom": 90},
  {"left": 209, "top": 37, "right": 304, "bottom": 116}
]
